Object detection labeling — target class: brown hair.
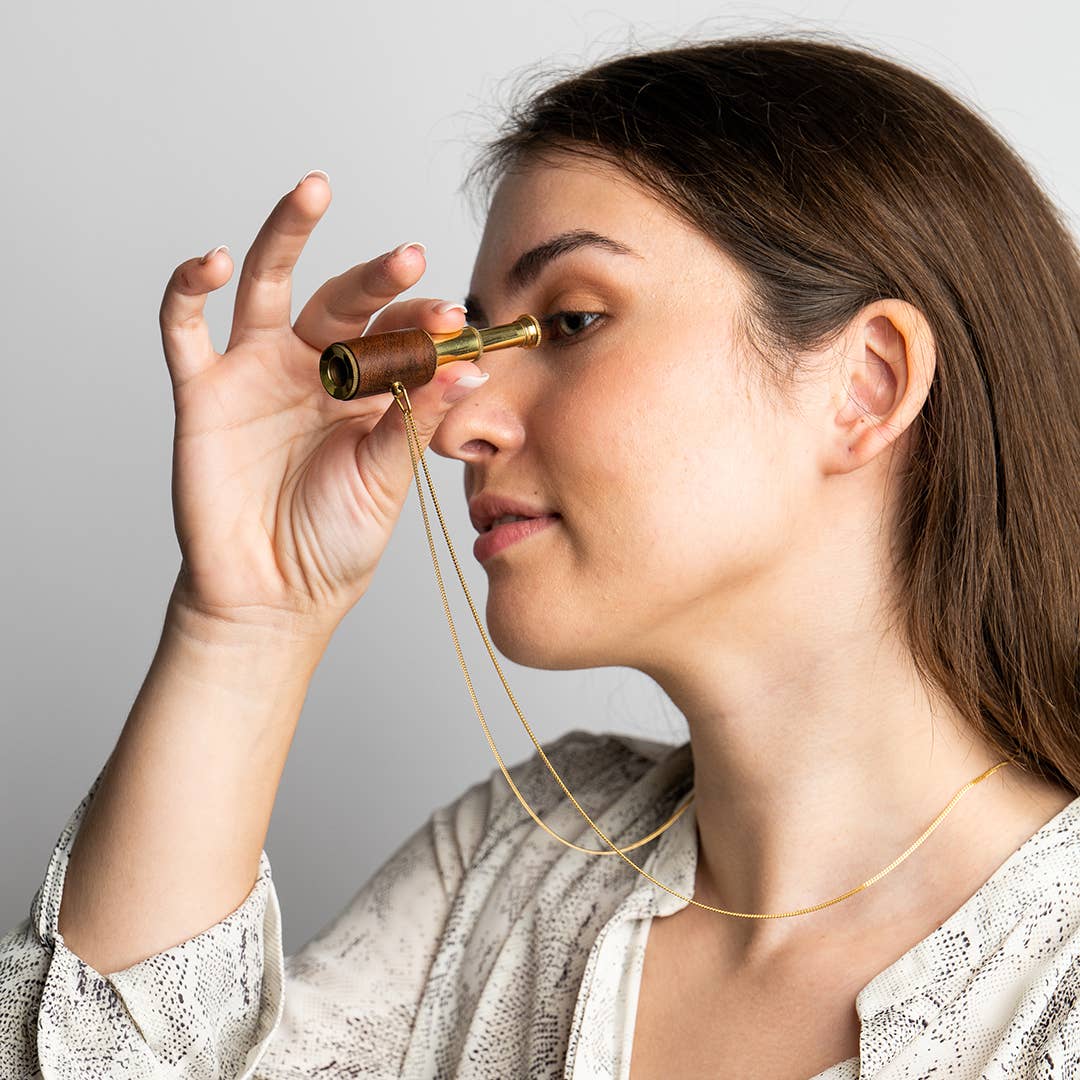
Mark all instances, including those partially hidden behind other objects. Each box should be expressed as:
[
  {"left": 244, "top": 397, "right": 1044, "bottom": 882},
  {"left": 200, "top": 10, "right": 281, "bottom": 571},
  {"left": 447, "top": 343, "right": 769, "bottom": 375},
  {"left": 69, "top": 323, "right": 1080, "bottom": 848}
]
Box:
[{"left": 463, "top": 35, "right": 1080, "bottom": 791}]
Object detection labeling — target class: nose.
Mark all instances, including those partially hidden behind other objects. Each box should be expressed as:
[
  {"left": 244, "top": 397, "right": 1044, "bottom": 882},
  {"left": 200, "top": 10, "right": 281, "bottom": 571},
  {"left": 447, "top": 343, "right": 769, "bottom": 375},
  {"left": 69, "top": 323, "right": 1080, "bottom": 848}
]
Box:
[{"left": 428, "top": 355, "right": 528, "bottom": 464}]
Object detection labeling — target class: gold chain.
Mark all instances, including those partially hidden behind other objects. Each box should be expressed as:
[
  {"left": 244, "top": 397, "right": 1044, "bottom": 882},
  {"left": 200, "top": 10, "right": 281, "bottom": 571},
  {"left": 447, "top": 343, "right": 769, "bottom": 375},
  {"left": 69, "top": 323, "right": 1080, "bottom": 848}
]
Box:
[{"left": 389, "top": 381, "right": 1015, "bottom": 919}]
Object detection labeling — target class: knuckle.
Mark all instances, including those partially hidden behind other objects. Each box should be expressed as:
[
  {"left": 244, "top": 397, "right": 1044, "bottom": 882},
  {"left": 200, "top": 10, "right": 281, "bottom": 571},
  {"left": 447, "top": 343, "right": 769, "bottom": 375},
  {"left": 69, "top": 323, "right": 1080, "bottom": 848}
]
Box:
[
  {"left": 172, "top": 310, "right": 205, "bottom": 333},
  {"left": 159, "top": 313, "right": 202, "bottom": 337},
  {"left": 167, "top": 258, "right": 209, "bottom": 297},
  {"left": 367, "top": 253, "right": 408, "bottom": 293},
  {"left": 158, "top": 295, "right": 203, "bottom": 333},
  {"left": 244, "top": 262, "right": 292, "bottom": 287},
  {"left": 324, "top": 295, "right": 372, "bottom": 327}
]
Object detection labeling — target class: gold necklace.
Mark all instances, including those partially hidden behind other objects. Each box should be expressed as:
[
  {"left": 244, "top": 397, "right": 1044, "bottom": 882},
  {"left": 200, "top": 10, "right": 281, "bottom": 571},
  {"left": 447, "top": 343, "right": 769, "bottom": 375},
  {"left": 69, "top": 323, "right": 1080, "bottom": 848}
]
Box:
[{"left": 388, "top": 380, "right": 1015, "bottom": 919}]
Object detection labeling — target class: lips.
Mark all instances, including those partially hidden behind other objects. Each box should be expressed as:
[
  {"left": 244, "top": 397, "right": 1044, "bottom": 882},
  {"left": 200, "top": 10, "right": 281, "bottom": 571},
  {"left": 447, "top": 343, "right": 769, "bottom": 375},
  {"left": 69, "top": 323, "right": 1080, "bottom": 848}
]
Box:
[
  {"left": 467, "top": 491, "right": 560, "bottom": 535},
  {"left": 472, "top": 513, "right": 560, "bottom": 563}
]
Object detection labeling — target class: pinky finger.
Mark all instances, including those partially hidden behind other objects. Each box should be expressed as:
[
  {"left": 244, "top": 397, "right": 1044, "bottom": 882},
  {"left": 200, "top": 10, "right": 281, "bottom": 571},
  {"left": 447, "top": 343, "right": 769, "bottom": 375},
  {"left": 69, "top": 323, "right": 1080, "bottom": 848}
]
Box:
[{"left": 158, "top": 246, "right": 232, "bottom": 387}]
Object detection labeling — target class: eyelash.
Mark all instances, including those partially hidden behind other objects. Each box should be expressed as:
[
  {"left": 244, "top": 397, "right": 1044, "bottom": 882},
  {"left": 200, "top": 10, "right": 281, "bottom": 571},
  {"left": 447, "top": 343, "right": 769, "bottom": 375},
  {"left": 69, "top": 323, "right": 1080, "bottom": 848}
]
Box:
[{"left": 538, "top": 310, "right": 605, "bottom": 346}]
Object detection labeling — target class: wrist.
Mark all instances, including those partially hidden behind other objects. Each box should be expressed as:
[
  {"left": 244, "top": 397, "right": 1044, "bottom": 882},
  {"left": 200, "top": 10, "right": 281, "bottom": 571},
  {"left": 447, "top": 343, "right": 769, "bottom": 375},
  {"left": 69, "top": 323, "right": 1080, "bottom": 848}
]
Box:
[{"left": 161, "top": 589, "right": 332, "bottom": 695}]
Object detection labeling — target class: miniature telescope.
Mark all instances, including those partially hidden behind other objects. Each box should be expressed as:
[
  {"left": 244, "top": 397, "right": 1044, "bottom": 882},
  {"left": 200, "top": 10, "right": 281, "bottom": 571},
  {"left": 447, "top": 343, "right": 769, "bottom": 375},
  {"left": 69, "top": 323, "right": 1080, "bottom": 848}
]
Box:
[{"left": 319, "top": 313, "right": 542, "bottom": 400}]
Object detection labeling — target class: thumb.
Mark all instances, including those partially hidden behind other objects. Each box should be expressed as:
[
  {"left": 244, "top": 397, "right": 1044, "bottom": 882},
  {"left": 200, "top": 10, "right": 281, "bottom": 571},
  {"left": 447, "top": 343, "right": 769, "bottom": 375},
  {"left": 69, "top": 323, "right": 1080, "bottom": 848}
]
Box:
[{"left": 356, "top": 360, "right": 489, "bottom": 506}]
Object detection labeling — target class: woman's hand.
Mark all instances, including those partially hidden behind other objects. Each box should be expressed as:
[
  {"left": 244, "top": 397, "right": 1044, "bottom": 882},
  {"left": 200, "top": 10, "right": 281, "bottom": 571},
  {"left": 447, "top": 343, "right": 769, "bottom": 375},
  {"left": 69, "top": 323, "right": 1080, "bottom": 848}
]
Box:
[{"left": 158, "top": 172, "right": 482, "bottom": 639}]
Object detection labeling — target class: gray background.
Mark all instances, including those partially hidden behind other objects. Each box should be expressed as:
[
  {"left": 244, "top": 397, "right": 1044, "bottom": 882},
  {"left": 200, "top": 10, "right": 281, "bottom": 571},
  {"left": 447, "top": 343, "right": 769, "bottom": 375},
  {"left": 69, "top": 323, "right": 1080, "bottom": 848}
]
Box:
[{"left": 2, "top": 1, "right": 1076, "bottom": 954}]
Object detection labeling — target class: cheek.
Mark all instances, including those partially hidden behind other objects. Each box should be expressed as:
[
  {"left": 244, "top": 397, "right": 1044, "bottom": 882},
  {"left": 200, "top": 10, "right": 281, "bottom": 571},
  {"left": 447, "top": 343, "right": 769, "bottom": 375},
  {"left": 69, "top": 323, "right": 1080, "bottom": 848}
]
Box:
[
  {"left": 550, "top": 363, "right": 797, "bottom": 593},
  {"left": 537, "top": 368, "right": 681, "bottom": 575},
  {"left": 543, "top": 365, "right": 655, "bottom": 544}
]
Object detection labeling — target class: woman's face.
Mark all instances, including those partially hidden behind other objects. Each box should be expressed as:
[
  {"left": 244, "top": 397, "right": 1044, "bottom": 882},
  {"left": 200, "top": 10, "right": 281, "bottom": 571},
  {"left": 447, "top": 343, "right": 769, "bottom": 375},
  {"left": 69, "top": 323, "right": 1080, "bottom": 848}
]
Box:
[{"left": 429, "top": 152, "right": 826, "bottom": 674}]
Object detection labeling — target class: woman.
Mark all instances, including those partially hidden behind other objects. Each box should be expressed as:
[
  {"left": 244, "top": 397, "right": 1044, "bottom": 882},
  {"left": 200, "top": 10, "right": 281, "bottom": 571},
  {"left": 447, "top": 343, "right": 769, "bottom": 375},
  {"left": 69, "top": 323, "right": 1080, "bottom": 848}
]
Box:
[{"left": 3, "top": 33, "right": 1078, "bottom": 1080}]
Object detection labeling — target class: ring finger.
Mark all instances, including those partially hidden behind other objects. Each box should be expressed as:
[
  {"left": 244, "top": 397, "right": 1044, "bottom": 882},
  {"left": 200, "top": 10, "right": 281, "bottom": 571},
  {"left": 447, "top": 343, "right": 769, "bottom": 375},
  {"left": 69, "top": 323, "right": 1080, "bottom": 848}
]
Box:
[{"left": 293, "top": 241, "right": 439, "bottom": 351}]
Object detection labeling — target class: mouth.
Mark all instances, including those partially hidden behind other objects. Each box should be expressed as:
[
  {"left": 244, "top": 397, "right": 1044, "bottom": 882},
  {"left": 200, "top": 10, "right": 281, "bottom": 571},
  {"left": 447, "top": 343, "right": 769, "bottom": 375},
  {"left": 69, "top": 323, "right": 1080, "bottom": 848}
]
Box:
[
  {"left": 473, "top": 513, "right": 561, "bottom": 563},
  {"left": 480, "top": 513, "right": 551, "bottom": 533}
]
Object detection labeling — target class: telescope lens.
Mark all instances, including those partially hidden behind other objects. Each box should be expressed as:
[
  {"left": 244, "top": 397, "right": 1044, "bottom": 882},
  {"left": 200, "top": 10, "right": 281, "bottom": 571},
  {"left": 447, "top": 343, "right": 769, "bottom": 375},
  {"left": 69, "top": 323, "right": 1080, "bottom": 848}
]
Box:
[
  {"left": 326, "top": 355, "right": 348, "bottom": 388},
  {"left": 319, "top": 344, "right": 359, "bottom": 400}
]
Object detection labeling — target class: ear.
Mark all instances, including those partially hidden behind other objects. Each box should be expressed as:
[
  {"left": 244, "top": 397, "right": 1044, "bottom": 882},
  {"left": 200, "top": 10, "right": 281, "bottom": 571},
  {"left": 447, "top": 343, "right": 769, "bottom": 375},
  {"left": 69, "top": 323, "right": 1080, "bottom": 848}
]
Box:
[{"left": 823, "top": 299, "right": 935, "bottom": 475}]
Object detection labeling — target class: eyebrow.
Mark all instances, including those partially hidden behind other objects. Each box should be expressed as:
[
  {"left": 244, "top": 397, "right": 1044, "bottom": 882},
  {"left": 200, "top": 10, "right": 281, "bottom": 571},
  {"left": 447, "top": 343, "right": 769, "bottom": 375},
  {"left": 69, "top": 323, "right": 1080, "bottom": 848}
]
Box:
[{"left": 463, "top": 229, "right": 641, "bottom": 324}]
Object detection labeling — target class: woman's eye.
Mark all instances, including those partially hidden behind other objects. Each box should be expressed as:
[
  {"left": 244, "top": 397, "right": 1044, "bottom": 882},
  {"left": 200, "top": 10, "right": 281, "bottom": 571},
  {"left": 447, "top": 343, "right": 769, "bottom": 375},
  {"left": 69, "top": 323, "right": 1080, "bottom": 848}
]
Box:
[{"left": 542, "top": 310, "right": 604, "bottom": 345}]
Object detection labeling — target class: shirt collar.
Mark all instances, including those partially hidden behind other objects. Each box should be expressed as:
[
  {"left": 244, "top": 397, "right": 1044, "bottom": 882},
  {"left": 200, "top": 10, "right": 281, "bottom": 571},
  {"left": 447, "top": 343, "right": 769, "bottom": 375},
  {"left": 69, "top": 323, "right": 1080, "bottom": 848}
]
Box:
[
  {"left": 613, "top": 739, "right": 698, "bottom": 921},
  {"left": 609, "top": 740, "right": 1080, "bottom": 1070}
]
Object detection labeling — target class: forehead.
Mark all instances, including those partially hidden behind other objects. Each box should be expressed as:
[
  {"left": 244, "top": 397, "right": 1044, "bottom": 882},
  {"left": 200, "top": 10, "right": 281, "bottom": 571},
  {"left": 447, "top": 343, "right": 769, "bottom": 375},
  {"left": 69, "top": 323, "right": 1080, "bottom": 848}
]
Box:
[
  {"left": 469, "top": 153, "right": 709, "bottom": 293},
  {"left": 482, "top": 154, "right": 662, "bottom": 237}
]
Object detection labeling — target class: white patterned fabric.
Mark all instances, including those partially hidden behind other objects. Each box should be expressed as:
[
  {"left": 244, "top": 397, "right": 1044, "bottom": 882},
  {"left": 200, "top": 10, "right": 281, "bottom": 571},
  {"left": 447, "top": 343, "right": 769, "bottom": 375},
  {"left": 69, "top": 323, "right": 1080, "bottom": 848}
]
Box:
[{"left": 2, "top": 728, "right": 1080, "bottom": 1078}]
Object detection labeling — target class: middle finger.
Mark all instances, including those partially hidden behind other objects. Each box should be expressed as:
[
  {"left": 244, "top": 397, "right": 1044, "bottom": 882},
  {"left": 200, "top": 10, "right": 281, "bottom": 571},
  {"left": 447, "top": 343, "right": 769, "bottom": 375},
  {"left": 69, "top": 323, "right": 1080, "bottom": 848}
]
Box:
[{"left": 227, "top": 172, "right": 332, "bottom": 349}]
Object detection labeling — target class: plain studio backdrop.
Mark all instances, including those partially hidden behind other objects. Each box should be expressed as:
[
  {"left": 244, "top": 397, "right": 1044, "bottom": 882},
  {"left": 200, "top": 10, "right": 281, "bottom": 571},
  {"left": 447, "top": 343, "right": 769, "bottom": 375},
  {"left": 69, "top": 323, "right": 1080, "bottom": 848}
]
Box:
[{"left": 1, "top": 1, "right": 1077, "bottom": 953}]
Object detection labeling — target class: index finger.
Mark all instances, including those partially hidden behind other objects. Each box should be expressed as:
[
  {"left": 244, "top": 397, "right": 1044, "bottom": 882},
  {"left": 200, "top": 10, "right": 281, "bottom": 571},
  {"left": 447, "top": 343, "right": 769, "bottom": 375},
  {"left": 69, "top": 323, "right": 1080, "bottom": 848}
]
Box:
[
  {"left": 226, "top": 171, "right": 332, "bottom": 350},
  {"left": 158, "top": 246, "right": 232, "bottom": 389}
]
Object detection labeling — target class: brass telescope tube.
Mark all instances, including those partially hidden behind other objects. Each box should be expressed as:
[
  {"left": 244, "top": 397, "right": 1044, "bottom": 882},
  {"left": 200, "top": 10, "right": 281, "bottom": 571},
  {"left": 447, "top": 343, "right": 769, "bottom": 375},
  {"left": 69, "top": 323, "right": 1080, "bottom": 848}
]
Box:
[{"left": 319, "top": 313, "right": 542, "bottom": 400}]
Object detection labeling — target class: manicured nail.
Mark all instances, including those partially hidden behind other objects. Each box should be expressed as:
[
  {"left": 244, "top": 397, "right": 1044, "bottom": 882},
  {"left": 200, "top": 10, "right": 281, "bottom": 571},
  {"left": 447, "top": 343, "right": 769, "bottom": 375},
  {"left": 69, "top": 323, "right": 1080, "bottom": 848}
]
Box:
[
  {"left": 433, "top": 301, "right": 467, "bottom": 315},
  {"left": 199, "top": 244, "right": 229, "bottom": 264},
  {"left": 296, "top": 169, "right": 330, "bottom": 188},
  {"left": 390, "top": 241, "right": 426, "bottom": 258},
  {"left": 443, "top": 371, "right": 489, "bottom": 403}
]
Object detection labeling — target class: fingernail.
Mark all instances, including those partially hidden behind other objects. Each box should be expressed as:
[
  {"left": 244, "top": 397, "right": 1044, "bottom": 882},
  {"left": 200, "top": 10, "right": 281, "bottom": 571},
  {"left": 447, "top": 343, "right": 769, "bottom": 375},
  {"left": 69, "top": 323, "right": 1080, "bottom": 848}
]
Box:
[
  {"left": 443, "top": 371, "right": 489, "bottom": 403},
  {"left": 390, "top": 241, "right": 426, "bottom": 259},
  {"left": 433, "top": 301, "right": 467, "bottom": 315},
  {"left": 200, "top": 244, "right": 229, "bottom": 264},
  {"left": 296, "top": 169, "right": 330, "bottom": 188}
]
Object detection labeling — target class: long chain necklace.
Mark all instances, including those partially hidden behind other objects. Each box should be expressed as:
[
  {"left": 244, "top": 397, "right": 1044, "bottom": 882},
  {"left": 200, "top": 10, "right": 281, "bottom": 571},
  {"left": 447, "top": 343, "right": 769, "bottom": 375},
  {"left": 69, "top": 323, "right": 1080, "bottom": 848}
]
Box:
[{"left": 388, "top": 380, "right": 1015, "bottom": 919}]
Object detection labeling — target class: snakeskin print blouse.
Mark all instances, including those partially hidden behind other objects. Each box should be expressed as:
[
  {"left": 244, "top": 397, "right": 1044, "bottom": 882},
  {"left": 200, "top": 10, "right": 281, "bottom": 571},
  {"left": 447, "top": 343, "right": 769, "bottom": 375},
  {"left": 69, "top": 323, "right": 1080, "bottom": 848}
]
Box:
[{"left": 3, "top": 728, "right": 1080, "bottom": 1078}]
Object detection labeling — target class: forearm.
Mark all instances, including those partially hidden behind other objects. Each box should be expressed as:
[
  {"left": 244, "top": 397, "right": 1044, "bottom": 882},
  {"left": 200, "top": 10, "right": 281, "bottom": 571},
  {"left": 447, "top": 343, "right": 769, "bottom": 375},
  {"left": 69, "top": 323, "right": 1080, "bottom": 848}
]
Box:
[{"left": 57, "top": 594, "right": 328, "bottom": 976}]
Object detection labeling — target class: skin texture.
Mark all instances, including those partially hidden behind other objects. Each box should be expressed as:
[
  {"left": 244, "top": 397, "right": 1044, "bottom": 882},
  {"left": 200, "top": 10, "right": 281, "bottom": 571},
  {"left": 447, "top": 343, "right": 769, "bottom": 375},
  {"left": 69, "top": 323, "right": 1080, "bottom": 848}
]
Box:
[{"left": 429, "top": 153, "right": 1075, "bottom": 1026}]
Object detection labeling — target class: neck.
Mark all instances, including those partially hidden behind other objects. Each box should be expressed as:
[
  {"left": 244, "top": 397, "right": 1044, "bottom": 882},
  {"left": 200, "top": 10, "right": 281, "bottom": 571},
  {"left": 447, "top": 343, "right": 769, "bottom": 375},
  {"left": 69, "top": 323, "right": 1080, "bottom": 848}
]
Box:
[{"left": 638, "top": 568, "right": 1071, "bottom": 965}]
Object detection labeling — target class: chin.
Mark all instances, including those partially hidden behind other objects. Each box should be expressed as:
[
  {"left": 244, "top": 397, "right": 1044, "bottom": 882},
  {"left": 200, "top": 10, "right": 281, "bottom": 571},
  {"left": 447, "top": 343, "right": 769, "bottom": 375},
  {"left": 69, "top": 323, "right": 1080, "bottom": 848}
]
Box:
[{"left": 483, "top": 588, "right": 601, "bottom": 671}]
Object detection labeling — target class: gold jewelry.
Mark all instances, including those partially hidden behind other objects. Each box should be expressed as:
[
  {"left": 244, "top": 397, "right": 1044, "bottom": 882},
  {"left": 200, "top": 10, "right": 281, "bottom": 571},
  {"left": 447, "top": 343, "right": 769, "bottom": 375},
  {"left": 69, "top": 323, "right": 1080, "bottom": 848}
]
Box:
[{"left": 389, "top": 380, "right": 1015, "bottom": 920}]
